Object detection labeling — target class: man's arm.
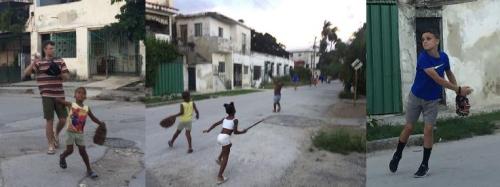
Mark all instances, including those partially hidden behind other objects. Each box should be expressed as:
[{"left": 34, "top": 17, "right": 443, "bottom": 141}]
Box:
[
  {"left": 88, "top": 109, "right": 105, "bottom": 126},
  {"left": 424, "top": 68, "right": 472, "bottom": 95},
  {"left": 55, "top": 98, "right": 72, "bottom": 108}
]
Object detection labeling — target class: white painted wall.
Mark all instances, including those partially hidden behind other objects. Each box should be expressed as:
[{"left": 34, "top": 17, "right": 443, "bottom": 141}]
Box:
[
  {"left": 398, "top": 3, "right": 417, "bottom": 111},
  {"left": 290, "top": 50, "right": 318, "bottom": 68},
  {"left": 398, "top": 0, "right": 500, "bottom": 111},
  {"left": 442, "top": 0, "right": 500, "bottom": 108},
  {"left": 29, "top": 0, "right": 125, "bottom": 80}
]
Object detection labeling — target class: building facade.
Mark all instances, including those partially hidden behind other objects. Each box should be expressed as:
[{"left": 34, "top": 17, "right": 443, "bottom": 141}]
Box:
[{"left": 28, "top": 0, "right": 143, "bottom": 80}]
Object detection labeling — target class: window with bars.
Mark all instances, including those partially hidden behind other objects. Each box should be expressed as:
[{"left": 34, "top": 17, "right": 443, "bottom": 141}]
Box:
[
  {"left": 244, "top": 65, "right": 248, "bottom": 74},
  {"left": 218, "top": 62, "right": 225, "bottom": 73},
  {"left": 218, "top": 27, "right": 223, "bottom": 38},
  {"left": 42, "top": 32, "right": 76, "bottom": 58}
]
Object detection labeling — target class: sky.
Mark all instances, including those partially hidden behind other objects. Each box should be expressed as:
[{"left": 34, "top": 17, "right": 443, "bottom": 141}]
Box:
[{"left": 174, "top": 0, "right": 366, "bottom": 51}]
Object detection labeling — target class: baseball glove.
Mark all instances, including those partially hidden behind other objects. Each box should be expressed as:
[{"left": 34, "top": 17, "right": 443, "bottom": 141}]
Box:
[
  {"left": 456, "top": 88, "right": 471, "bottom": 116},
  {"left": 93, "top": 124, "right": 107, "bottom": 145},
  {"left": 46, "top": 58, "right": 61, "bottom": 76},
  {"left": 159, "top": 116, "right": 176, "bottom": 128}
]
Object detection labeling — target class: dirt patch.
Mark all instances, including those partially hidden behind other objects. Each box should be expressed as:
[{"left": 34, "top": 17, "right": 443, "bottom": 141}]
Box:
[
  {"left": 329, "top": 99, "right": 366, "bottom": 118},
  {"left": 274, "top": 129, "right": 366, "bottom": 187}
]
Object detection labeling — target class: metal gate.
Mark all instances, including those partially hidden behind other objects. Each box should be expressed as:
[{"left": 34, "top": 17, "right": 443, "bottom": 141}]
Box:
[
  {"left": 89, "top": 30, "right": 142, "bottom": 77},
  {"left": 153, "top": 57, "right": 184, "bottom": 96},
  {"left": 366, "top": 0, "right": 403, "bottom": 115}
]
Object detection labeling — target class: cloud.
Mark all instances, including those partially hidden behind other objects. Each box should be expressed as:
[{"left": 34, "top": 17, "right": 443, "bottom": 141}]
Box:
[{"left": 175, "top": 0, "right": 366, "bottom": 50}]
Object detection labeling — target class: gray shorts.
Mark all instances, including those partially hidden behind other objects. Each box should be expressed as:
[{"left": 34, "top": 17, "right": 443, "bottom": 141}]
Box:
[
  {"left": 274, "top": 95, "right": 281, "bottom": 103},
  {"left": 405, "top": 93, "right": 440, "bottom": 125}
]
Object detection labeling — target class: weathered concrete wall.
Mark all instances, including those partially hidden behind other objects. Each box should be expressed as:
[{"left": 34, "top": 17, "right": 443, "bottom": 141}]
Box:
[
  {"left": 442, "top": 0, "right": 500, "bottom": 107},
  {"left": 195, "top": 63, "right": 214, "bottom": 93},
  {"left": 29, "top": 0, "right": 125, "bottom": 80},
  {"left": 398, "top": 2, "right": 418, "bottom": 111}
]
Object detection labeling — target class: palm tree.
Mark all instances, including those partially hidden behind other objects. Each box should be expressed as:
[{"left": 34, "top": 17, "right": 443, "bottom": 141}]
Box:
[{"left": 327, "top": 27, "right": 339, "bottom": 51}]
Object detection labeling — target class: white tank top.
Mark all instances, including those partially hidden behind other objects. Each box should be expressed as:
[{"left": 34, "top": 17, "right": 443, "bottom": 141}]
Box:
[{"left": 222, "top": 118, "right": 235, "bottom": 130}]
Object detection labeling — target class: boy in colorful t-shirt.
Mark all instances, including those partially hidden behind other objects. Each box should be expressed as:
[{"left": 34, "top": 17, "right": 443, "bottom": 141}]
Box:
[{"left": 57, "top": 87, "right": 105, "bottom": 179}]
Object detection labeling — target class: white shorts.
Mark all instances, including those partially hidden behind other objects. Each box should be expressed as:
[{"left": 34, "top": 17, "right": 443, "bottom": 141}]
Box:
[{"left": 217, "top": 134, "right": 231, "bottom": 146}]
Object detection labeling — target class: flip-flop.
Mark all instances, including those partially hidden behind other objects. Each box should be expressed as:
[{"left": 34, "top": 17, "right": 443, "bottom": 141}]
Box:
[
  {"left": 216, "top": 177, "right": 228, "bottom": 185},
  {"left": 47, "top": 147, "right": 56, "bottom": 155},
  {"left": 59, "top": 155, "right": 67, "bottom": 169},
  {"left": 168, "top": 140, "right": 173, "bottom": 148},
  {"left": 187, "top": 149, "right": 193, "bottom": 154},
  {"left": 87, "top": 171, "right": 98, "bottom": 179}
]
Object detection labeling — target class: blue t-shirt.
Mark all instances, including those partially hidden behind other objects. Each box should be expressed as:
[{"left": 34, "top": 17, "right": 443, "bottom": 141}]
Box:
[{"left": 411, "top": 51, "right": 450, "bottom": 101}]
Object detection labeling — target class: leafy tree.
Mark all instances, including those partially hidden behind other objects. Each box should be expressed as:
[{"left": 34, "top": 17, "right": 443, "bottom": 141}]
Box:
[
  {"left": 103, "top": 0, "right": 145, "bottom": 41},
  {"left": 145, "top": 36, "right": 180, "bottom": 87},
  {"left": 251, "top": 30, "right": 289, "bottom": 58}
]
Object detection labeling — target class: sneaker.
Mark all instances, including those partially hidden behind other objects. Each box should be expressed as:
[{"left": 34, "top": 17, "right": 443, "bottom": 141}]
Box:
[
  {"left": 389, "top": 154, "right": 401, "bottom": 173},
  {"left": 414, "top": 164, "right": 429, "bottom": 178}
]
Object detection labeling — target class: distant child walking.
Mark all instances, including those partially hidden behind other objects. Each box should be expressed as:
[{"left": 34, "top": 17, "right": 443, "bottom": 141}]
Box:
[
  {"left": 203, "top": 102, "right": 247, "bottom": 184},
  {"left": 58, "top": 87, "right": 105, "bottom": 179},
  {"left": 292, "top": 73, "right": 299, "bottom": 90},
  {"left": 273, "top": 79, "right": 284, "bottom": 112},
  {"left": 167, "top": 91, "right": 199, "bottom": 153}
]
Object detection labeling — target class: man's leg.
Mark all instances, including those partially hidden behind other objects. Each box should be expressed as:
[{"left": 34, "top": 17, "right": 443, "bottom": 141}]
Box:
[
  {"left": 54, "top": 101, "right": 68, "bottom": 148},
  {"left": 42, "top": 97, "right": 56, "bottom": 153},
  {"left": 46, "top": 119, "right": 55, "bottom": 147}
]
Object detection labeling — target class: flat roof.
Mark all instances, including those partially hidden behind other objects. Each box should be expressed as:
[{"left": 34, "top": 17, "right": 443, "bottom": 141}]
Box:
[{"left": 176, "top": 12, "right": 251, "bottom": 30}]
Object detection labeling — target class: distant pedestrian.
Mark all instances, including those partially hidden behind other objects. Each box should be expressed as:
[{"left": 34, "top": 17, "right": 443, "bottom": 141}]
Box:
[
  {"left": 203, "top": 102, "right": 247, "bottom": 185},
  {"left": 292, "top": 73, "right": 299, "bottom": 90},
  {"left": 273, "top": 79, "right": 284, "bottom": 112},
  {"left": 167, "top": 91, "right": 199, "bottom": 153}
]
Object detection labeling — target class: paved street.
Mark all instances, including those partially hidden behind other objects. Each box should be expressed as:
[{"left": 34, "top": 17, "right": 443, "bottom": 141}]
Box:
[
  {"left": 0, "top": 94, "right": 145, "bottom": 187},
  {"left": 146, "top": 81, "right": 365, "bottom": 187},
  {"left": 367, "top": 134, "right": 500, "bottom": 187}
]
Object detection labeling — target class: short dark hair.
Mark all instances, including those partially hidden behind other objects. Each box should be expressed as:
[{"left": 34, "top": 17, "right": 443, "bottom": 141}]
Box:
[
  {"left": 42, "top": 40, "right": 55, "bottom": 49},
  {"left": 224, "top": 102, "right": 236, "bottom": 115},
  {"left": 182, "top": 91, "right": 190, "bottom": 101},
  {"left": 75, "top": 87, "right": 87, "bottom": 94},
  {"left": 421, "top": 28, "right": 440, "bottom": 39}
]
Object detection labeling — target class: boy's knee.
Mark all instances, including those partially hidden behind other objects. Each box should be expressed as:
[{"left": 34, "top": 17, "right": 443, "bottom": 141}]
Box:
[
  {"left": 77, "top": 146, "right": 87, "bottom": 154},
  {"left": 404, "top": 124, "right": 414, "bottom": 132},
  {"left": 424, "top": 125, "right": 433, "bottom": 133}
]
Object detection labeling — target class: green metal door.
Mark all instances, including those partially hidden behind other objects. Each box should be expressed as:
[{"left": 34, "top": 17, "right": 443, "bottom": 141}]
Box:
[
  {"left": 153, "top": 58, "right": 184, "bottom": 96},
  {"left": 366, "top": 0, "right": 402, "bottom": 115}
]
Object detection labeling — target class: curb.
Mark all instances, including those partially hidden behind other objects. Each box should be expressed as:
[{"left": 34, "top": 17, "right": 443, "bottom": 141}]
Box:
[{"left": 367, "top": 134, "right": 424, "bottom": 153}]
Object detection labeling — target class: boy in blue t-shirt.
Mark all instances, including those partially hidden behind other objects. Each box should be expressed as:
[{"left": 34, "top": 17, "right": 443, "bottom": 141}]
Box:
[{"left": 389, "top": 29, "right": 473, "bottom": 177}]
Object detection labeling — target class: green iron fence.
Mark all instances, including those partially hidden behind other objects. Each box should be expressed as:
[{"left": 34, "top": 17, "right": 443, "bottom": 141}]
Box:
[{"left": 153, "top": 57, "right": 184, "bottom": 96}]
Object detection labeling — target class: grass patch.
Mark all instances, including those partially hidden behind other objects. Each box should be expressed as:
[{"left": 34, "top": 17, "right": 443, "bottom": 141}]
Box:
[
  {"left": 367, "top": 111, "right": 500, "bottom": 142},
  {"left": 144, "top": 89, "right": 261, "bottom": 104},
  {"left": 312, "top": 127, "right": 366, "bottom": 155}
]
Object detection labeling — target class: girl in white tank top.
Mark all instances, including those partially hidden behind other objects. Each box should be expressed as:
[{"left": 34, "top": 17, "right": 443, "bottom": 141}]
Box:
[{"left": 202, "top": 102, "right": 248, "bottom": 184}]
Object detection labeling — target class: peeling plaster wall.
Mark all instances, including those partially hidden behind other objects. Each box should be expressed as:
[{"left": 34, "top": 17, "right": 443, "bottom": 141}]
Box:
[
  {"left": 398, "top": 0, "right": 500, "bottom": 111},
  {"left": 195, "top": 63, "right": 214, "bottom": 93},
  {"left": 29, "top": 0, "right": 125, "bottom": 80},
  {"left": 442, "top": 0, "right": 500, "bottom": 108},
  {"left": 398, "top": 2, "right": 418, "bottom": 112}
]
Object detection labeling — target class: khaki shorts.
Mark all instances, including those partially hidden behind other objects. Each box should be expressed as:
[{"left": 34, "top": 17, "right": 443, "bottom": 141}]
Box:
[
  {"left": 42, "top": 97, "right": 68, "bottom": 120},
  {"left": 177, "top": 121, "right": 192, "bottom": 131},
  {"left": 405, "top": 93, "right": 440, "bottom": 125},
  {"left": 65, "top": 131, "right": 85, "bottom": 146}
]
